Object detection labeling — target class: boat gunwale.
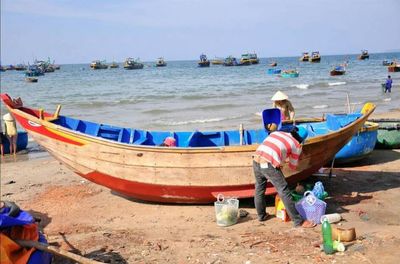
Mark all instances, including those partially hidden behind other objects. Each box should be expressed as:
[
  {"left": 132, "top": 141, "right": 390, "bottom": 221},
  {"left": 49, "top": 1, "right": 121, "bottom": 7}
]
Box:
[{"left": 3, "top": 95, "right": 375, "bottom": 154}]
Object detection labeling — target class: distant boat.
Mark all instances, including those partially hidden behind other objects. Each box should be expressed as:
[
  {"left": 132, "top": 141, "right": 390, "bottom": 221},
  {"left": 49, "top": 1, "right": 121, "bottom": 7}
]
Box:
[
  {"left": 198, "top": 54, "right": 210, "bottom": 67},
  {"left": 0, "top": 66, "right": 6, "bottom": 72},
  {"left": 25, "top": 77, "right": 38, "bottom": 83},
  {"left": 109, "top": 62, "right": 119, "bottom": 68},
  {"left": 15, "top": 64, "right": 27, "bottom": 71},
  {"left": 382, "top": 60, "right": 392, "bottom": 66},
  {"left": 155, "top": 57, "right": 167, "bottom": 67},
  {"left": 267, "top": 68, "right": 281, "bottom": 74},
  {"left": 223, "top": 56, "right": 238, "bottom": 66},
  {"left": 25, "top": 65, "right": 45, "bottom": 76},
  {"left": 269, "top": 61, "right": 277, "bottom": 67},
  {"left": 299, "top": 52, "right": 310, "bottom": 61},
  {"left": 281, "top": 70, "right": 299, "bottom": 78},
  {"left": 6, "top": 65, "right": 15, "bottom": 70},
  {"left": 90, "top": 60, "right": 108, "bottom": 69},
  {"left": 388, "top": 63, "right": 400, "bottom": 72},
  {"left": 358, "top": 50, "right": 369, "bottom": 60},
  {"left": 330, "top": 65, "right": 346, "bottom": 76},
  {"left": 124, "top": 58, "right": 144, "bottom": 69},
  {"left": 240, "top": 53, "right": 259, "bottom": 65},
  {"left": 309, "top": 51, "right": 321, "bottom": 63},
  {"left": 211, "top": 57, "right": 224, "bottom": 65}
]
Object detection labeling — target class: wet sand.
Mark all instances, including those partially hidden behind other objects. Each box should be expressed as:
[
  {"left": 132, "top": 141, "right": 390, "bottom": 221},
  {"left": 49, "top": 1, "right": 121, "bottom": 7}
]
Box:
[{"left": 1, "top": 110, "right": 400, "bottom": 263}]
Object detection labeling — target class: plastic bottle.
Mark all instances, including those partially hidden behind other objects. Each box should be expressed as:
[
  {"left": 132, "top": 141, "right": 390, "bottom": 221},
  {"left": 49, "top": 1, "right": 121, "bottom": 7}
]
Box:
[
  {"left": 322, "top": 218, "right": 334, "bottom": 254},
  {"left": 312, "top": 181, "right": 325, "bottom": 200}
]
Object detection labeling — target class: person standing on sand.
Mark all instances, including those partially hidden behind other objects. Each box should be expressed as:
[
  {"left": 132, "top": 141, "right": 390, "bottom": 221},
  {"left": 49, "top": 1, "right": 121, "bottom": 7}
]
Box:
[
  {"left": 385, "top": 75, "right": 392, "bottom": 93},
  {"left": 271, "top": 91, "right": 295, "bottom": 121},
  {"left": 3, "top": 113, "right": 18, "bottom": 155},
  {"left": 252, "top": 125, "right": 316, "bottom": 228}
]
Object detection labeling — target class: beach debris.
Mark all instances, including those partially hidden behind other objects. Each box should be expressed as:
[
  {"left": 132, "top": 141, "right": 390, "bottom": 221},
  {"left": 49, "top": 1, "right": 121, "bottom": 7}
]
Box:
[
  {"left": 332, "top": 227, "right": 356, "bottom": 242},
  {"left": 239, "top": 209, "right": 249, "bottom": 218},
  {"left": 5, "top": 180, "right": 16, "bottom": 185}
]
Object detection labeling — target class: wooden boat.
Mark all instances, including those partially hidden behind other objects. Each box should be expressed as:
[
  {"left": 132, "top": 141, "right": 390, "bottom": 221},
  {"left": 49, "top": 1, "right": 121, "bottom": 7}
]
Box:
[
  {"left": 388, "top": 64, "right": 400, "bottom": 72},
  {"left": 15, "top": 64, "right": 27, "bottom": 71},
  {"left": 299, "top": 52, "right": 310, "bottom": 61},
  {"left": 109, "top": 62, "right": 119, "bottom": 68},
  {"left": 281, "top": 70, "right": 299, "bottom": 78},
  {"left": 2, "top": 131, "right": 28, "bottom": 154},
  {"left": 211, "top": 57, "right": 224, "bottom": 65},
  {"left": 223, "top": 56, "right": 238, "bottom": 66},
  {"left": 267, "top": 68, "right": 281, "bottom": 74},
  {"left": 269, "top": 61, "right": 277, "bottom": 67},
  {"left": 25, "top": 77, "right": 38, "bottom": 83},
  {"left": 330, "top": 65, "right": 346, "bottom": 76},
  {"left": 240, "top": 53, "right": 259, "bottom": 64},
  {"left": 358, "top": 50, "right": 369, "bottom": 60},
  {"left": 0, "top": 94, "right": 375, "bottom": 204},
  {"left": 198, "top": 54, "right": 210, "bottom": 67},
  {"left": 369, "top": 119, "right": 400, "bottom": 149},
  {"left": 124, "top": 58, "right": 144, "bottom": 69},
  {"left": 156, "top": 57, "right": 167, "bottom": 67},
  {"left": 90, "top": 60, "right": 108, "bottom": 69},
  {"left": 309, "top": 51, "right": 321, "bottom": 63}
]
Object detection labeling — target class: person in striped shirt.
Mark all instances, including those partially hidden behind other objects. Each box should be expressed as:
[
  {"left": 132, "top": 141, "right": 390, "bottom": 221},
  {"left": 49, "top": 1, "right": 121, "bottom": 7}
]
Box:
[{"left": 253, "top": 125, "right": 316, "bottom": 228}]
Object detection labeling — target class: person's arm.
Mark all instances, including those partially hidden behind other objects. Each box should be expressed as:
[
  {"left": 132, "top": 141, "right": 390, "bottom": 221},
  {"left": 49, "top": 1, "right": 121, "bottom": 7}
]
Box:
[{"left": 287, "top": 101, "right": 295, "bottom": 120}]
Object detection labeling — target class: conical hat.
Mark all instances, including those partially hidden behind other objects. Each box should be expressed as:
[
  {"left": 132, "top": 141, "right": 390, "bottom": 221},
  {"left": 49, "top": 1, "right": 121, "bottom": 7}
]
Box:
[
  {"left": 3, "top": 113, "right": 15, "bottom": 121},
  {"left": 271, "top": 91, "right": 289, "bottom": 101}
]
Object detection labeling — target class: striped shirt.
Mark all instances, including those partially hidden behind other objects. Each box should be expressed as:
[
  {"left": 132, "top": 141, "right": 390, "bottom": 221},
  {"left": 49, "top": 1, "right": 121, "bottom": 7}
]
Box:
[{"left": 255, "top": 131, "right": 302, "bottom": 170}]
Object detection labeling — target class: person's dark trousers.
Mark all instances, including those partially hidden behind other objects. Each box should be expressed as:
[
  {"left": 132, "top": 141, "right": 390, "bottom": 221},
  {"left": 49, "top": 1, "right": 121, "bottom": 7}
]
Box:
[{"left": 253, "top": 161, "right": 303, "bottom": 226}]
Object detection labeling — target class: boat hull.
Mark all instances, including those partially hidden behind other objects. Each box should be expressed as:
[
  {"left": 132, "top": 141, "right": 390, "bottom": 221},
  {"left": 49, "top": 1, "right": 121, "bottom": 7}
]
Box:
[
  {"left": 388, "top": 66, "right": 400, "bottom": 72},
  {"left": 267, "top": 69, "right": 281, "bottom": 74},
  {"left": 281, "top": 72, "right": 299, "bottom": 78},
  {"left": 198, "top": 61, "right": 210, "bottom": 67},
  {"left": 1, "top": 94, "right": 374, "bottom": 203},
  {"left": 334, "top": 122, "right": 378, "bottom": 164},
  {"left": 369, "top": 119, "right": 400, "bottom": 149},
  {"left": 330, "top": 70, "right": 345, "bottom": 76}
]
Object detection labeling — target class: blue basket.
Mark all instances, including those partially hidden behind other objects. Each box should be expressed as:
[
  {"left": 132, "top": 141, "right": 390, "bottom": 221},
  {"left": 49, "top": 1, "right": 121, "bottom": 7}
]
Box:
[{"left": 295, "top": 191, "right": 326, "bottom": 224}]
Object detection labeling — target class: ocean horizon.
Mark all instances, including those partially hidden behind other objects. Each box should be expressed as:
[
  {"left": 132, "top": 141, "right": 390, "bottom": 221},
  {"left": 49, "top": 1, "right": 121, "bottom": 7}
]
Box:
[{"left": 1, "top": 52, "right": 399, "bottom": 133}]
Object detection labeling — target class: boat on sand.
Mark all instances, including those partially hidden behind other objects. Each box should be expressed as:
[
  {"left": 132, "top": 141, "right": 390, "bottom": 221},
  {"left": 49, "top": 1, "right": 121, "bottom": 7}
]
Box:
[
  {"left": 0, "top": 94, "right": 374, "bottom": 204},
  {"left": 369, "top": 119, "right": 400, "bottom": 149}
]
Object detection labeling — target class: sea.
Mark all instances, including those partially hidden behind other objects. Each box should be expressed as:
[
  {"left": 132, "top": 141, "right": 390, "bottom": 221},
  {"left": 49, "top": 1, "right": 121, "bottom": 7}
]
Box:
[{"left": 1, "top": 53, "right": 399, "bottom": 135}]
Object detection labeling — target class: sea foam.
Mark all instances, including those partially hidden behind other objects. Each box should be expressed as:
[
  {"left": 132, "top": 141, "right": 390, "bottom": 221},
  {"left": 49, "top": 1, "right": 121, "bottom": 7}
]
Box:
[
  {"left": 328, "top": 81, "right": 346, "bottom": 86},
  {"left": 291, "top": 84, "right": 310, "bottom": 89}
]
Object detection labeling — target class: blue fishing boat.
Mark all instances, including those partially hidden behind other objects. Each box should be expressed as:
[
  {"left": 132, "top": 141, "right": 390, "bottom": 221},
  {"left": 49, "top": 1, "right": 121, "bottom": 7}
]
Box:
[
  {"left": 25, "top": 65, "right": 45, "bottom": 77},
  {"left": 267, "top": 68, "right": 281, "bottom": 74},
  {"left": 281, "top": 70, "right": 299, "bottom": 78},
  {"left": 2, "top": 131, "right": 29, "bottom": 154},
  {"left": 223, "top": 56, "right": 238, "bottom": 66}
]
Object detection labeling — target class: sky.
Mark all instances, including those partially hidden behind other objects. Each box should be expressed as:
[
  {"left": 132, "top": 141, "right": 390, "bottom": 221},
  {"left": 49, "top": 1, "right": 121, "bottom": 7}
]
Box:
[{"left": 1, "top": 0, "right": 400, "bottom": 64}]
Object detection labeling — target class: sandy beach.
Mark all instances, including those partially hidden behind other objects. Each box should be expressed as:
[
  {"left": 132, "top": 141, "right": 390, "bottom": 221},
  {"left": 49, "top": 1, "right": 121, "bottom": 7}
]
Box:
[{"left": 1, "top": 110, "right": 400, "bottom": 264}]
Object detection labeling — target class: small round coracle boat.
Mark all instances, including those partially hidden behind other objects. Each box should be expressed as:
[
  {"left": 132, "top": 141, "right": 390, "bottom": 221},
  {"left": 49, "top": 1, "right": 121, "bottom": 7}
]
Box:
[
  {"left": 25, "top": 77, "right": 38, "bottom": 83},
  {"left": 369, "top": 118, "right": 400, "bottom": 149}
]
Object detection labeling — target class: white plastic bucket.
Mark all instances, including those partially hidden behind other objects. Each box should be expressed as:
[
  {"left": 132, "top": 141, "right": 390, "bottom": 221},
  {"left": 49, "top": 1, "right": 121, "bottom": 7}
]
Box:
[{"left": 214, "top": 194, "right": 239, "bottom": 227}]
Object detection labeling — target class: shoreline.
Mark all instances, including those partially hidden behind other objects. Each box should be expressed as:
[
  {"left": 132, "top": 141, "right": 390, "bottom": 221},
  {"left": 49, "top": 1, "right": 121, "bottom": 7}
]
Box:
[{"left": 1, "top": 111, "right": 400, "bottom": 263}]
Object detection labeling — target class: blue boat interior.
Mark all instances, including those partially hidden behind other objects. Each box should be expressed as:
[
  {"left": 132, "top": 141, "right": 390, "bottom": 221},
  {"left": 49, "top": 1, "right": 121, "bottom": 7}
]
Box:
[{"left": 51, "top": 112, "right": 362, "bottom": 147}]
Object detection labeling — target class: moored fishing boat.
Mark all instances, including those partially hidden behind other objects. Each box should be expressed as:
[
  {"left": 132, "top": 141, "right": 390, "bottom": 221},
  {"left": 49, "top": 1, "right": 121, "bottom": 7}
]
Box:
[
  {"left": 330, "top": 65, "right": 346, "bottom": 76},
  {"left": 358, "top": 50, "right": 369, "bottom": 60},
  {"left": 1, "top": 94, "right": 374, "bottom": 204},
  {"left": 15, "top": 64, "right": 27, "bottom": 71},
  {"left": 211, "top": 57, "right": 224, "bottom": 65},
  {"left": 388, "top": 63, "right": 400, "bottom": 72},
  {"left": 25, "top": 77, "right": 38, "bottom": 83},
  {"left": 109, "top": 62, "right": 119, "bottom": 68},
  {"left": 369, "top": 119, "right": 400, "bottom": 149},
  {"left": 281, "top": 70, "right": 299, "bottom": 78},
  {"left": 299, "top": 52, "right": 310, "bottom": 61},
  {"left": 223, "top": 56, "right": 238, "bottom": 66},
  {"left": 124, "top": 58, "right": 144, "bottom": 69},
  {"left": 2, "top": 131, "right": 29, "bottom": 154},
  {"left": 267, "top": 68, "right": 281, "bottom": 74},
  {"left": 309, "top": 51, "right": 321, "bottom": 62},
  {"left": 155, "top": 57, "right": 167, "bottom": 67},
  {"left": 90, "top": 60, "right": 108, "bottom": 69},
  {"left": 269, "top": 61, "right": 277, "bottom": 67},
  {"left": 198, "top": 54, "right": 210, "bottom": 67}
]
